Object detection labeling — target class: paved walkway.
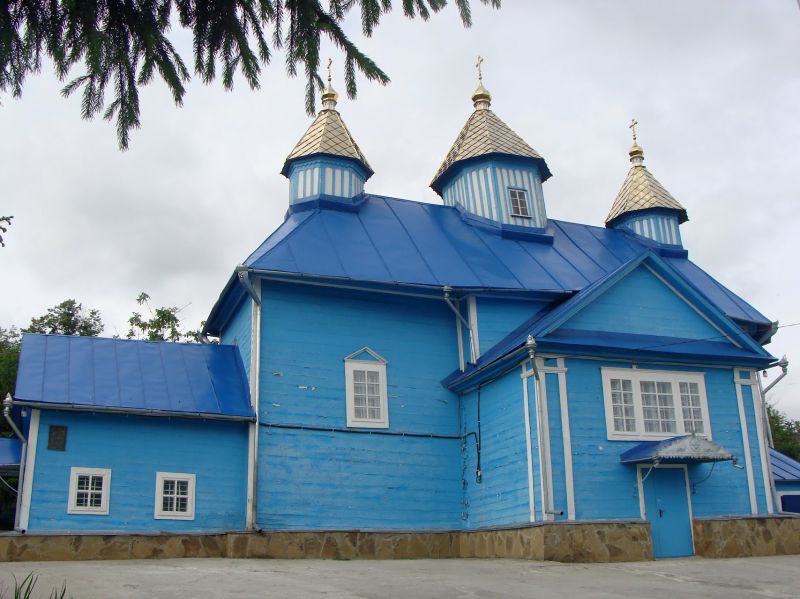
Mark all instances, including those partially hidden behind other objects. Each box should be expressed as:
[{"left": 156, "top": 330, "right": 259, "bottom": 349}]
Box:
[{"left": 0, "top": 556, "right": 797, "bottom": 598}]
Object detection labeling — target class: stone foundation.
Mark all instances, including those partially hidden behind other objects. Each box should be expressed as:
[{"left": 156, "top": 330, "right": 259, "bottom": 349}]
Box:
[
  {"left": 693, "top": 516, "right": 800, "bottom": 558},
  {"left": 0, "top": 521, "right": 651, "bottom": 563}
]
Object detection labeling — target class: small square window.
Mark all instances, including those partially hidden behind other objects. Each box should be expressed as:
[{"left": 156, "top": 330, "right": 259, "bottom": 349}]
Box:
[
  {"left": 68, "top": 467, "right": 111, "bottom": 515},
  {"left": 508, "top": 188, "right": 530, "bottom": 218},
  {"left": 48, "top": 426, "right": 67, "bottom": 451},
  {"left": 155, "top": 472, "right": 196, "bottom": 520}
]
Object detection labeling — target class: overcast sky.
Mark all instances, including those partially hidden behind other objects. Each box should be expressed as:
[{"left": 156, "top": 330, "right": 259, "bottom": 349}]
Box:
[{"left": 2, "top": 1, "right": 799, "bottom": 417}]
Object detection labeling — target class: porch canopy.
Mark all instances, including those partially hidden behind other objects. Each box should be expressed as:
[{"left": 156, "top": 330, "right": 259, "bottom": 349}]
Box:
[{"left": 620, "top": 434, "right": 735, "bottom": 464}]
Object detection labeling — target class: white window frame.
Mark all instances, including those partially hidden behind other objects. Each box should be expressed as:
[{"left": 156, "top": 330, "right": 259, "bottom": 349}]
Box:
[
  {"left": 67, "top": 467, "right": 111, "bottom": 515},
  {"left": 344, "top": 348, "right": 389, "bottom": 429},
  {"left": 154, "top": 472, "right": 196, "bottom": 520},
  {"left": 601, "top": 368, "right": 712, "bottom": 441},
  {"left": 508, "top": 188, "right": 531, "bottom": 218}
]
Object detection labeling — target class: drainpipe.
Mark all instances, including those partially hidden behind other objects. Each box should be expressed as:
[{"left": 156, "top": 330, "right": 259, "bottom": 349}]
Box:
[
  {"left": 443, "top": 286, "right": 475, "bottom": 365},
  {"left": 758, "top": 356, "right": 788, "bottom": 513},
  {"left": 4, "top": 394, "right": 26, "bottom": 531}
]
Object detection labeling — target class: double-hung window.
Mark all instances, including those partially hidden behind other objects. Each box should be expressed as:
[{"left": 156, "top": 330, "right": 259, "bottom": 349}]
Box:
[
  {"left": 155, "top": 472, "right": 196, "bottom": 520},
  {"left": 344, "top": 348, "right": 389, "bottom": 428},
  {"left": 68, "top": 467, "right": 111, "bottom": 515},
  {"left": 508, "top": 188, "right": 530, "bottom": 218},
  {"left": 602, "top": 368, "right": 710, "bottom": 440}
]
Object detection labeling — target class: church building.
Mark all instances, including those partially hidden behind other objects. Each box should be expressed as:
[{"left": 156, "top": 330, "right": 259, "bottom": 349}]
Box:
[{"left": 10, "top": 66, "right": 787, "bottom": 560}]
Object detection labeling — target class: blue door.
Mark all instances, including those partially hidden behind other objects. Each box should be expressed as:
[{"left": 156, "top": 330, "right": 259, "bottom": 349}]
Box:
[{"left": 643, "top": 467, "right": 693, "bottom": 558}]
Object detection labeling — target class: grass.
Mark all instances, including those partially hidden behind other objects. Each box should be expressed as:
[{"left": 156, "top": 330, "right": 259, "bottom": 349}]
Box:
[{"left": 0, "top": 573, "right": 69, "bottom": 599}]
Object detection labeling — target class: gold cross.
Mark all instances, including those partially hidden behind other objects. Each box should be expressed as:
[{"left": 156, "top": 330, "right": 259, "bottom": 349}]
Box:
[
  {"left": 629, "top": 118, "right": 639, "bottom": 144},
  {"left": 476, "top": 56, "right": 484, "bottom": 82},
  {"left": 327, "top": 58, "right": 332, "bottom": 86}
]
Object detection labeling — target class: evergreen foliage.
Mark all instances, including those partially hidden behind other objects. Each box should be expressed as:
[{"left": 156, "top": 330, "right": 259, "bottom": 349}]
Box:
[
  {"left": 0, "top": 0, "right": 500, "bottom": 149},
  {"left": 768, "top": 404, "right": 800, "bottom": 462}
]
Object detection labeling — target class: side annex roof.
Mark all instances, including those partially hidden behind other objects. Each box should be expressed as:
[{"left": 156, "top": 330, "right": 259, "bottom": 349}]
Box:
[{"left": 14, "top": 334, "right": 254, "bottom": 421}]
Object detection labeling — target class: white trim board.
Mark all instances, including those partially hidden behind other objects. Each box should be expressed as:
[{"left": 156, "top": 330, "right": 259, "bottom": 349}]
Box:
[
  {"left": 734, "top": 378, "right": 757, "bottom": 514},
  {"left": 557, "top": 358, "right": 575, "bottom": 520},
  {"left": 521, "top": 366, "right": 535, "bottom": 522},
  {"left": 18, "top": 409, "right": 40, "bottom": 531}
]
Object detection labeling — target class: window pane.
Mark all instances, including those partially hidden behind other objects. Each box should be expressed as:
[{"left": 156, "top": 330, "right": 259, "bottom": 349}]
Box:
[
  {"left": 610, "top": 378, "right": 636, "bottom": 432},
  {"left": 354, "top": 382, "right": 366, "bottom": 395},
  {"left": 176, "top": 480, "right": 189, "bottom": 496},
  {"left": 163, "top": 496, "right": 174, "bottom": 512},
  {"left": 354, "top": 406, "right": 367, "bottom": 419},
  {"left": 680, "top": 381, "right": 704, "bottom": 433},
  {"left": 89, "top": 492, "right": 102, "bottom": 507},
  {"left": 353, "top": 370, "right": 366, "bottom": 382},
  {"left": 76, "top": 492, "right": 88, "bottom": 507},
  {"left": 641, "top": 380, "right": 676, "bottom": 433},
  {"left": 176, "top": 497, "right": 188, "bottom": 512},
  {"left": 367, "top": 371, "right": 379, "bottom": 383},
  {"left": 163, "top": 480, "right": 175, "bottom": 494},
  {"left": 77, "top": 475, "right": 90, "bottom": 491},
  {"left": 367, "top": 383, "right": 380, "bottom": 396},
  {"left": 368, "top": 407, "right": 381, "bottom": 420}
]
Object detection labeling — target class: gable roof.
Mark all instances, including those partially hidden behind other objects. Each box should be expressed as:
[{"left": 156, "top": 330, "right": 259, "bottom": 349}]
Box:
[
  {"left": 431, "top": 108, "right": 551, "bottom": 193},
  {"left": 14, "top": 334, "right": 254, "bottom": 421},
  {"left": 281, "top": 108, "right": 373, "bottom": 178},
  {"left": 442, "top": 252, "right": 776, "bottom": 391},
  {"left": 771, "top": 447, "right": 800, "bottom": 483}
]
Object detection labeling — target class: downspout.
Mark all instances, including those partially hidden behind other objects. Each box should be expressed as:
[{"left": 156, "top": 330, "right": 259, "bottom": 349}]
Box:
[
  {"left": 525, "top": 336, "right": 558, "bottom": 518},
  {"left": 443, "top": 286, "right": 475, "bottom": 365},
  {"left": 758, "top": 356, "right": 789, "bottom": 513},
  {"left": 4, "top": 394, "right": 26, "bottom": 531}
]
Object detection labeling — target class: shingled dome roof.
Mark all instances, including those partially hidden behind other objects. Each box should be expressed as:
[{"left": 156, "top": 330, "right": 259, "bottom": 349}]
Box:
[
  {"left": 431, "top": 82, "right": 551, "bottom": 194},
  {"left": 281, "top": 83, "right": 372, "bottom": 178},
  {"left": 606, "top": 143, "right": 687, "bottom": 226}
]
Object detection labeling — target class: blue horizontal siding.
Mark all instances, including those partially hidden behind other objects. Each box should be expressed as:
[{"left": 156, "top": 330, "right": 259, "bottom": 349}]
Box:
[
  {"left": 220, "top": 297, "right": 252, "bottom": 380},
  {"left": 28, "top": 411, "right": 248, "bottom": 533},
  {"left": 565, "top": 265, "right": 720, "bottom": 340},
  {"left": 257, "top": 281, "right": 462, "bottom": 529},
  {"left": 258, "top": 427, "right": 461, "bottom": 530},
  {"left": 476, "top": 297, "right": 546, "bottom": 356},
  {"left": 461, "top": 372, "right": 530, "bottom": 528},
  {"left": 564, "top": 358, "right": 758, "bottom": 520}
]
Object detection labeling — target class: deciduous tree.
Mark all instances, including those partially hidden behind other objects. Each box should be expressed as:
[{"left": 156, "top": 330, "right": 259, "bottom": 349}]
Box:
[
  {"left": 24, "top": 299, "right": 104, "bottom": 336},
  {"left": 768, "top": 404, "right": 800, "bottom": 461}
]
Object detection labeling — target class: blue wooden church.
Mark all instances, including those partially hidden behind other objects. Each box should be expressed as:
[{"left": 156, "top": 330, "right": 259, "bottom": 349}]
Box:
[{"left": 10, "top": 70, "right": 788, "bottom": 559}]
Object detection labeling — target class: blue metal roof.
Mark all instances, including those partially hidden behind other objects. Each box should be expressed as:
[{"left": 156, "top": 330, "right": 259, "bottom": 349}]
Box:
[
  {"left": 771, "top": 448, "right": 800, "bottom": 483},
  {"left": 14, "top": 334, "right": 254, "bottom": 421},
  {"left": 205, "top": 193, "right": 771, "bottom": 336}
]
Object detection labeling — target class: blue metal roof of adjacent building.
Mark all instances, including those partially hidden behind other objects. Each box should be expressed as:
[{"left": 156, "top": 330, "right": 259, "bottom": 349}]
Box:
[
  {"left": 205, "top": 193, "right": 772, "bottom": 337},
  {"left": 771, "top": 448, "right": 800, "bottom": 483},
  {"left": 14, "top": 334, "right": 254, "bottom": 421}
]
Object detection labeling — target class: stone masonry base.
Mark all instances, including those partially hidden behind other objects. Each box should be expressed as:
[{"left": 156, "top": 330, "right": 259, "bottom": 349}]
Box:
[{"left": 0, "top": 517, "right": 797, "bottom": 563}]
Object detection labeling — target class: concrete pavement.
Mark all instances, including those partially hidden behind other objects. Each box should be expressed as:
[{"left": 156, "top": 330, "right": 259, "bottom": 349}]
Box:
[{"left": 0, "top": 555, "right": 797, "bottom": 598}]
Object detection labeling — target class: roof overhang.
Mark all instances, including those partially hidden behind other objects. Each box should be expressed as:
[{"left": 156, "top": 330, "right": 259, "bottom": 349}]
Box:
[
  {"left": 13, "top": 400, "right": 255, "bottom": 422},
  {"left": 620, "top": 435, "right": 735, "bottom": 464}
]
